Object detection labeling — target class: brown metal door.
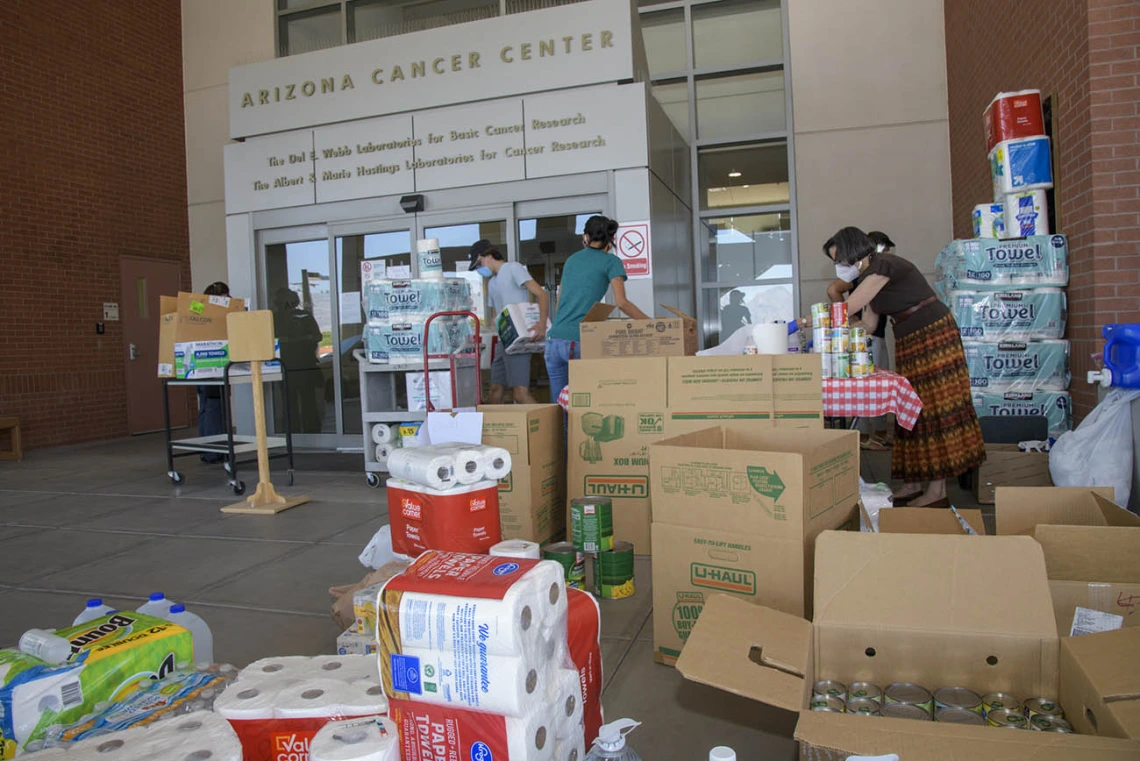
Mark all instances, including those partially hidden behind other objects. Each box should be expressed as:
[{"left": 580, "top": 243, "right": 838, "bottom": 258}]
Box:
[{"left": 120, "top": 257, "right": 187, "bottom": 434}]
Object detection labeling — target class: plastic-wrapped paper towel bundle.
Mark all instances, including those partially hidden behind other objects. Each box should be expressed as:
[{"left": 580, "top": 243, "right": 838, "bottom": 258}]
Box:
[
  {"left": 1004, "top": 188, "right": 1049, "bottom": 237},
  {"left": 491, "top": 539, "right": 543, "bottom": 560},
  {"left": 935, "top": 235, "right": 1068, "bottom": 289},
  {"left": 989, "top": 135, "right": 1053, "bottom": 196},
  {"left": 964, "top": 340, "right": 1070, "bottom": 392},
  {"left": 972, "top": 390, "right": 1072, "bottom": 438},
  {"left": 214, "top": 654, "right": 385, "bottom": 761},
  {"left": 497, "top": 303, "right": 551, "bottom": 355},
  {"left": 387, "top": 442, "right": 513, "bottom": 489},
  {"left": 25, "top": 710, "right": 242, "bottom": 761},
  {"left": 378, "top": 551, "right": 594, "bottom": 759},
  {"left": 949, "top": 289, "right": 1066, "bottom": 341},
  {"left": 363, "top": 278, "right": 474, "bottom": 364},
  {"left": 386, "top": 477, "right": 502, "bottom": 555},
  {"left": 310, "top": 716, "right": 400, "bottom": 761},
  {"left": 971, "top": 203, "right": 1005, "bottom": 239}
]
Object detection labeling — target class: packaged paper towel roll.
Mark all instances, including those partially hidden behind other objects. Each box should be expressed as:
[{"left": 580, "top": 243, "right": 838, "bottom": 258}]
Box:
[
  {"left": 214, "top": 679, "right": 280, "bottom": 720},
  {"left": 751, "top": 323, "right": 788, "bottom": 354},
  {"left": 385, "top": 478, "right": 502, "bottom": 555},
  {"left": 394, "top": 588, "right": 542, "bottom": 656},
  {"left": 389, "top": 698, "right": 555, "bottom": 761},
  {"left": 990, "top": 136, "right": 1053, "bottom": 194},
  {"left": 311, "top": 716, "right": 400, "bottom": 761},
  {"left": 527, "top": 560, "right": 570, "bottom": 630},
  {"left": 371, "top": 423, "right": 393, "bottom": 445},
  {"left": 1004, "top": 189, "right": 1049, "bottom": 237},
  {"left": 508, "top": 709, "right": 556, "bottom": 761},
  {"left": 972, "top": 203, "right": 1005, "bottom": 238},
  {"left": 375, "top": 444, "right": 394, "bottom": 464},
  {"left": 400, "top": 647, "right": 541, "bottom": 716},
  {"left": 416, "top": 238, "right": 443, "bottom": 279},
  {"left": 274, "top": 679, "right": 369, "bottom": 719},
  {"left": 387, "top": 447, "right": 456, "bottom": 490},
  {"left": 553, "top": 736, "right": 587, "bottom": 761},
  {"left": 146, "top": 711, "right": 243, "bottom": 761},
  {"left": 549, "top": 669, "right": 584, "bottom": 730},
  {"left": 481, "top": 445, "right": 513, "bottom": 480},
  {"left": 491, "top": 539, "right": 542, "bottom": 559},
  {"left": 309, "top": 655, "right": 380, "bottom": 685},
  {"left": 436, "top": 443, "right": 486, "bottom": 484}
]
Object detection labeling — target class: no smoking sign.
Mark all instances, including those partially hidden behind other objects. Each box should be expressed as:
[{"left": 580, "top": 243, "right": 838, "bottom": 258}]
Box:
[{"left": 615, "top": 220, "right": 651, "bottom": 279}]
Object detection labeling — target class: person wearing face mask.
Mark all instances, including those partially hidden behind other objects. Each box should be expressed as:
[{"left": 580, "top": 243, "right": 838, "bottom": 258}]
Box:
[
  {"left": 468, "top": 239, "right": 549, "bottom": 405},
  {"left": 823, "top": 226, "right": 984, "bottom": 508},
  {"left": 827, "top": 231, "right": 894, "bottom": 450},
  {"left": 544, "top": 215, "right": 650, "bottom": 402}
]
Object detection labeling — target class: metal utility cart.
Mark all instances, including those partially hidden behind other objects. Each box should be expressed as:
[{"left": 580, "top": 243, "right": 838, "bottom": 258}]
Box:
[
  {"left": 162, "top": 361, "right": 296, "bottom": 494},
  {"left": 357, "top": 311, "right": 483, "bottom": 488}
]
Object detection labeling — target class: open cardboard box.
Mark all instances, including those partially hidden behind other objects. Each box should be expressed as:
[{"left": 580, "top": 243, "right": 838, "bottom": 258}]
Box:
[
  {"left": 869, "top": 505, "right": 988, "bottom": 535},
  {"left": 974, "top": 443, "right": 1051, "bottom": 504},
  {"left": 677, "top": 531, "right": 1140, "bottom": 759},
  {"left": 578, "top": 303, "right": 697, "bottom": 359},
  {"left": 1060, "top": 626, "right": 1140, "bottom": 739}
]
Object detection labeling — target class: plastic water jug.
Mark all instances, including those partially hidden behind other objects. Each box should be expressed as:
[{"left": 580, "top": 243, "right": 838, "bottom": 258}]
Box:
[
  {"left": 709, "top": 748, "right": 736, "bottom": 761},
  {"left": 166, "top": 604, "right": 213, "bottom": 665},
  {"left": 136, "top": 592, "right": 178, "bottom": 617},
  {"left": 1090, "top": 324, "right": 1140, "bottom": 388},
  {"left": 585, "top": 719, "right": 642, "bottom": 761},
  {"left": 19, "top": 629, "right": 71, "bottom": 664},
  {"left": 73, "top": 599, "right": 116, "bottom": 625}
]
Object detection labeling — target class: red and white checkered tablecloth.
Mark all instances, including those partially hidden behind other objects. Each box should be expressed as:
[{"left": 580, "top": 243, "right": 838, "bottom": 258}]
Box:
[
  {"left": 559, "top": 369, "right": 923, "bottom": 430},
  {"left": 823, "top": 370, "right": 923, "bottom": 430}
]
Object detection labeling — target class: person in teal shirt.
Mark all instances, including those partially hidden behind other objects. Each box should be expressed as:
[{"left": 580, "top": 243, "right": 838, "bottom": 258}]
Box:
[{"left": 545, "top": 215, "right": 649, "bottom": 401}]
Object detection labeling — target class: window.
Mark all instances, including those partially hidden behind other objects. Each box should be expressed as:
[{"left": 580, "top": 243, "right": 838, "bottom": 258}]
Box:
[
  {"left": 692, "top": 0, "right": 783, "bottom": 69},
  {"left": 695, "top": 69, "right": 785, "bottom": 140},
  {"left": 701, "top": 213, "right": 791, "bottom": 282},
  {"left": 279, "top": 5, "right": 343, "bottom": 57},
  {"left": 698, "top": 142, "right": 790, "bottom": 210},
  {"left": 652, "top": 80, "right": 690, "bottom": 142},
  {"left": 642, "top": 9, "right": 687, "bottom": 76}
]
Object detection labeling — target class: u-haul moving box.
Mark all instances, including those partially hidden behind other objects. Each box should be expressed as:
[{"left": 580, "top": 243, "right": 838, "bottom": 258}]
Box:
[{"left": 678, "top": 531, "right": 1139, "bottom": 760}]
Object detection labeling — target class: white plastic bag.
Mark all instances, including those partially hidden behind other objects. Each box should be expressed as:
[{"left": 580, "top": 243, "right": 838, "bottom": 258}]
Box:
[
  {"left": 858, "top": 480, "right": 895, "bottom": 532},
  {"left": 1049, "top": 388, "right": 1140, "bottom": 506}
]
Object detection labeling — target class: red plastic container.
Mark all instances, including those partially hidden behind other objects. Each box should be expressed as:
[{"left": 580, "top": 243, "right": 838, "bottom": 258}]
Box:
[
  {"left": 984, "top": 89, "right": 1045, "bottom": 152},
  {"left": 386, "top": 478, "right": 502, "bottom": 555}
]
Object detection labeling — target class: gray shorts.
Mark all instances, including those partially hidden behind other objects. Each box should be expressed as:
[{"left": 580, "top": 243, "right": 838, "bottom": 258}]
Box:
[{"left": 491, "top": 351, "right": 531, "bottom": 389}]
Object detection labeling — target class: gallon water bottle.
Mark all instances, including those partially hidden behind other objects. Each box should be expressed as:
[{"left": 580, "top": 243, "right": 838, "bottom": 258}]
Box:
[
  {"left": 73, "top": 599, "right": 116, "bottom": 625},
  {"left": 1090, "top": 324, "right": 1140, "bottom": 388},
  {"left": 18, "top": 629, "right": 72, "bottom": 664},
  {"left": 137, "top": 592, "right": 178, "bottom": 617},
  {"left": 166, "top": 604, "right": 214, "bottom": 665},
  {"left": 584, "top": 719, "right": 642, "bottom": 761}
]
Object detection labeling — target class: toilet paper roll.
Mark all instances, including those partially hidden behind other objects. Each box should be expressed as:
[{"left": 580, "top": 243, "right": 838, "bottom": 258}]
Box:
[
  {"left": 387, "top": 447, "right": 456, "bottom": 490},
  {"left": 240, "top": 655, "right": 314, "bottom": 682},
  {"left": 336, "top": 681, "right": 390, "bottom": 717},
  {"left": 395, "top": 586, "right": 543, "bottom": 656},
  {"left": 507, "top": 709, "right": 556, "bottom": 761},
  {"left": 213, "top": 679, "right": 280, "bottom": 720},
  {"left": 311, "top": 716, "right": 400, "bottom": 761},
  {"left": 146, "top": 711, "right": 243, "bottom": 761},
  {"left": 437, "top": 444, "right": 486, "bottom": 484},
  {"left": 274, "top": 679, "right": 363, "bottom": 719},
  {"left": 491, "top": 539, "right": 542, "bottom": 560},
  {"left": 525, "top": 561, "right": 570, "bottom": 631},
  {"left": 310, "top": 654, "right": 380, "bottom": 685},
  {"left": 375, "top": 444, "right": 394, "bottom": 463},
  {"left": 480, "top": 446, "right": 513, "bottom": 480},
  {"left": 752, "top": 323, "right": 788, "bottom": 355},
  {"left": 401, "top": 648, "right": 541, "bottom": 716},
  {"left": 552, "top": 736, "right": 587, "bottom": 761},
  {"left": 548, "top": 669, "right": 584, "bottom": 730},
  {"left": 371, "top": 423, "right": 393, "bottom": 444}
]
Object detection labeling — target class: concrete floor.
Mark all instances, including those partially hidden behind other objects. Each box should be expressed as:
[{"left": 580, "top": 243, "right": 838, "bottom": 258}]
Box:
[{"left": 0, "top": 433, "right": 982, "bottom": 759}]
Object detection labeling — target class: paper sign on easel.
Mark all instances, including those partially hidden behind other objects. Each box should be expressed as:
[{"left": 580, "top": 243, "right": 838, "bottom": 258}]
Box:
[{"left": 425, "top": 411, "right": 483, "bottom": 445}]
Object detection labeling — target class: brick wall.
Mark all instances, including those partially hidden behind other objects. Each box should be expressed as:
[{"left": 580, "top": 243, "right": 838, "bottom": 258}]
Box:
[
  {"left": 945, "top": 0, "right": 1139, "bottom": 421},
  {"left": 0, "top": 2, "right": 189, "bottom": 450}
]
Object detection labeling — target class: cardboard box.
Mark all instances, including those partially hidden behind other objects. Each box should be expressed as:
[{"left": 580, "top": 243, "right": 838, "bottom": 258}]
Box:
[
  {"left": 677, "top": 531, "right": 1139, "bottom": 760},
  {"left": 875, "top": 506, "right": 988, "bottom": 535},
  {"left": 995, "top": 486, "right": 1134, "bottom": 535},
  {"left": 157, "top": 292, "right": 245, "bottom": 378},
  {"left": 974, "top": 443, "right": 1052, "bottom": 504},
  {"left": 480, "top": 404, "right": 565, "bottom": 546},
  {"left": 1034, "top": 523, "right": 1140, "bottom": 635},
  {"left": 578, "top": 303, "right": 697, "bottom": 360},
  {"left": 1060, "top": 627, "right": 1140, "bottom": 739},
  {"left": 649, "top": 426, "right": 859, "bottom": 665}
]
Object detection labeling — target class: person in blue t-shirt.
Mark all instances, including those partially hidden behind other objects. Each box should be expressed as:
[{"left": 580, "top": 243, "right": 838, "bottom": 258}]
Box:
[{"left": 545, "top": 215, "right": 649, "bottom": 401}]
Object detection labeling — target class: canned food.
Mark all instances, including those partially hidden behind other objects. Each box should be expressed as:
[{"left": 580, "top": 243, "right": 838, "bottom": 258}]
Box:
[
  {"left": 813, "top": 328, "right": 831, "bottom": 354},
  {"left": 811, "top": 303, "right": 831, "bottom": 329},
  {"left": 1024, "top": 698, "right": 1064, "bottom": 722},
  {"left": 833, "top": 353, "right": 851, "bottom": 379},
  {"left": 851, "top": 352, "right": 871, "bottom": 379},
  {"left": 846, "top": 698, "right": 880, "bottom": 716},
  {"left": 830, "top": 301, "right": 849, "bottom": 328},
  {"left": 820, "top": 352, "right": 834, "bottom": 380},
  {"left": 884, "top": 683, "right": 934, "bottom": 714},
  {"left": 809, "top": 695, "right": 845, "bottom": 713},
  {"left": 987, "top": 708, "right": 1029, "bottom": 729},
  {"left": 593, "top": 541, "right": 635, "bottom": 599},
  {"left": 812, "top": 680, "right": 847, "bottom": 701},
  {"left": 570, "top": 497, "right": 614, "bottom": 553},
  {"left": 542, "top": 542, "right": 586, "bottom": 589},
  {"left": 848, "top": 682, "right": 882, "bottom": 703},
  {"left": 934, "top": 687, "right": 984, "bottom": 715},
  {"left": 880, "top": 703, "right": 932, "bottom": 721},
  {"left": 829, "top": 327, "right": 850, "bottom": 353},
  {"left": 850, "top": 327, "right": 867, "bottom": 352},
  {"left": 982, "top": 693, "right": 1022, "bottom": 716},
  {"left": 1031, "top": 715, "right": 1072, "bottom": 732},
  {"left": 935, "top": 707, "right": 986, "bottom": 725}
]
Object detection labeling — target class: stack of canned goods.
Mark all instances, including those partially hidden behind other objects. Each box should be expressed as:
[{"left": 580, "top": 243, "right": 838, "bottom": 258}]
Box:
[
  {"left": 542, "top": 496, "right": 636, "bottom": 600},
  {"left": 810, "top": 303, "right": 874, "bottom": 380},
  {"left": 810, "top": 680, "right": 1072, "bottom": 732}
]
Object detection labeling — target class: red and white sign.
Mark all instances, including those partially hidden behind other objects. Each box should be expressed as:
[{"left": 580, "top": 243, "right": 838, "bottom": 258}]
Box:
[{"left": 615, "top": 220, "right": 651, "bottom": 279}]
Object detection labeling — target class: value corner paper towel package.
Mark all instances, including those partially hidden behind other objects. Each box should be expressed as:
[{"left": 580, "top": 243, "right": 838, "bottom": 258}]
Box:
[
  {"left": 972, "top": 203, "right": 1005, "bottom": 239},
  {"left": 964, "top": 339, "right": 1070, "bottom": 392},
  {"left": 0, "top": 612, "right": 194, "bottom": 757},
  {"left": 1004, "top": 188, "right": 1050, "bottom": 237},
  {"left": 385, "top": 477, "right": 503, "bottom": 556},
  {"left": 984, "top": 89, "right": 1044, "bottom": 152},
  {"left": 971, "top": 389, "right": 1072, "bottom": 438},
  {"left": 310, "top": 716, "right": 400, "bottom": 761},
  {"left": 214, "top": 654, "right": 386, "bottom": 761},
  {"left": 989, "top": 135, "right": 1053, "bottom": 195},
  {"left": 24, "top": 710, "right": 243, "bottom": 761},
  {"left": 949, "top": 289, "right": 1067, "bottom": 341},
  {"left": 936, "top": 235, "right": 1068, "bottom": 288}
]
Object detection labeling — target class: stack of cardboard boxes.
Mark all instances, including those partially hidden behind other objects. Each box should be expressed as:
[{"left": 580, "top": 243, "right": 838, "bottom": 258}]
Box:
[{"left": 157, "top": 292, "right": 281, "bottom": 379}]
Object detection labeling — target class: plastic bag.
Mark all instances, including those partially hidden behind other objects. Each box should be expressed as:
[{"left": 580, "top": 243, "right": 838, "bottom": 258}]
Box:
[
  {"left": 858, "top": 480, "right": 895, "bottom": 532},
  {"left": 1049, "top": 388, "right": 1140, "bottom": 506}
]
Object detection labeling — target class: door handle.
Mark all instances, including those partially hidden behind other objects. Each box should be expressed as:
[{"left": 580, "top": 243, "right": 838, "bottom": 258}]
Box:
[{"left": 129, "top": 343, "right": 139, "bottom": 361}]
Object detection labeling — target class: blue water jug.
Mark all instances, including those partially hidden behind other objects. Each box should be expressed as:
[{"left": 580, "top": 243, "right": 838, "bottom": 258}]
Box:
[{"left": 1093, "top": 324, "right": 1140, "bottom": 388}]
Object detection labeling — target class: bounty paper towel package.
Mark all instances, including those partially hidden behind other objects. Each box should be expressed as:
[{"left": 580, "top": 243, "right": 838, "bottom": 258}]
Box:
[
  {"left": 964, "top": 340, "right": 1070, "bottom": 391},
  {"left": 972, "top": 390, "right": 1072, "bottom": 438},
  {"left": 990, "top": 135, "right": 1053, "bottom": 195},
  {"left": 936, "top": 235, "right": 1068, "bottom": 288},
  {"left": 1004, "top": 189, "right": 1050, "bottom": 237},
  {"left": 972, "top": 204, "right": 1005, "bottom": 239},
  {"left": 0, "top": 612, "right": 193, "bottom": 758},
  {"left": 950, "top": 289, "right": 1066, "bottom": 341}
]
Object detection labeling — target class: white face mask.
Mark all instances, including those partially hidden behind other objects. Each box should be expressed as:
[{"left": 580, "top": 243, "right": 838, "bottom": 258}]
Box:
[{"left": 835, "top": 262, "right": 861, "bottom": 282}]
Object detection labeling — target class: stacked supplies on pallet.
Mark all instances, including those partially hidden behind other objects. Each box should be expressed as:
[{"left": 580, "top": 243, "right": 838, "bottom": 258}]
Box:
[
  {"left": 975, "top": 90, "right": 1053, "bottom": 239},
  {"left": 376, "top": 551, "right": 597, "bottom": 760},
  {"left": 213, "top": 654, "right": 387, "bottom": 761},
  {"left": 385, "top": 442, "right": 512, "bottom": 556},
  {"left": 363, "top": 275, "right": 476, "bottom": 364}
]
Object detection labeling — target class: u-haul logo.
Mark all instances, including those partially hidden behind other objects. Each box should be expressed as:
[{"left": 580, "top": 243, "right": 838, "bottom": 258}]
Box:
[
  {"left": 691, "top": 563, "right": 756, "bottom": 595},
  {"left": 584, "top": 475, "right": 648, "bottom": 498},
  {"left": 273, "top": 732, "right": 312, "bottom": 761},
  {"left": 469, "top": 497, "right": 487, "bottom": 512},
  {"left": 401, "top": 498, "right": 422, "bottom": 521}
]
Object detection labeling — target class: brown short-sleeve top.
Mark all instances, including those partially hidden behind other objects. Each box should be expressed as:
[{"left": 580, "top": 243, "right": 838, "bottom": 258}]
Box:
[{"left": 863, "top": 253, "right": 949, "bottom": 337}]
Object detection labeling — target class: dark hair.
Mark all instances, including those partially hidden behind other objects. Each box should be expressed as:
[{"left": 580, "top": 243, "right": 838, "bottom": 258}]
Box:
[
  {"left": 583, "top": 215, "right": 619, "bottom": 249},
  {"left": 204, "top": 281, "right": 230, "bottom": 297},
  {"left": 867, "top": 231, "right": 896, "bottom": 251},
  {"left": 822, "top": 227, "right": 875, "bottom": 265},
  {"left": 484, "top": 247, "right": 505, "bottom": 262}
]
